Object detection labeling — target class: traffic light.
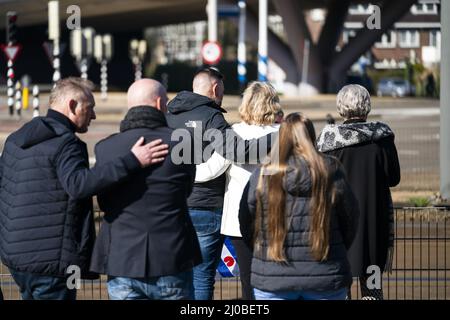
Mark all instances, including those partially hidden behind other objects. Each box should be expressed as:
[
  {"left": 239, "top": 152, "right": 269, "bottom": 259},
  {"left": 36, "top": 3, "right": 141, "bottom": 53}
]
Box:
[{"left": 6, "top": 11, "right": 18, "bottom": 44}]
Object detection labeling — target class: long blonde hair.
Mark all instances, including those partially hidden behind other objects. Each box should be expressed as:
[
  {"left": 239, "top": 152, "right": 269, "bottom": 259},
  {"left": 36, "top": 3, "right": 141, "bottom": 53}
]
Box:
[{"left": 254, "top": 113, "right": 335, "bottom": 262}]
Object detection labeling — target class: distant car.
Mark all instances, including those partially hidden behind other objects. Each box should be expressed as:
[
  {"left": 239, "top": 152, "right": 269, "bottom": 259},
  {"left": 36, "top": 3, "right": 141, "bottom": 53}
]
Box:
[{"left": 377, "top": 78, "right": 415, "bottom": 97}]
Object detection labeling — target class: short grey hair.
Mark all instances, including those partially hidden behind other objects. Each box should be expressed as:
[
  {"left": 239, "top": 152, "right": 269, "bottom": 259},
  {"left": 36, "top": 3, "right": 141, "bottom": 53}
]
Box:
[
  {"left": 49, "top": 77, "right": 95, "bottom": 106},
  {"left": 336, "top": 84, "right": 371, "bottom": 120}
]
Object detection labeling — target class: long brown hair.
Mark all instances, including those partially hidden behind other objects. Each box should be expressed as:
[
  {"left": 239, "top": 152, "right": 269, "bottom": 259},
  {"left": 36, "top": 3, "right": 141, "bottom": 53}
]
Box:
[{"left": 254, "top": 113, "right": 335, "bottom": 262}]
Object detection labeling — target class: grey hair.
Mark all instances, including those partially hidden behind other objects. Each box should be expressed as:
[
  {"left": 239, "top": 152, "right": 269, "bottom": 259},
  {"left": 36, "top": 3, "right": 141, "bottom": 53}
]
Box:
[
  {"left": 336, "top": 84, "right": 371, "bottom": 120},
  {"left": 49, "top": 77, "right": 95, "bottom": 106}
]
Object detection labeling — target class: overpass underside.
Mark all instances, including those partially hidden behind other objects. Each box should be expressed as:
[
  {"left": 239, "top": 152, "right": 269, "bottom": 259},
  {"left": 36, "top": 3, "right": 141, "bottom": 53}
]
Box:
[
  {"left": 254, "top": 0, "right": 417, "bottom": 95},
  {"left": 0, "top": 0, "right": 417, "bottom": 94}
]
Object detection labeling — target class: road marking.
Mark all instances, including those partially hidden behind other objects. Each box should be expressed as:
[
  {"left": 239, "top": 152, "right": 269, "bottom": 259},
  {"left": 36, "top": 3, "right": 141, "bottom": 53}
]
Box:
[
  {"left": 371, "top": 108, "right": 440, "bottom": 116},
  {"left": 399, "top": 150, "right": 420, "bottom": 156},
  {"left": 412, "top": 134, "right": 439, "bottom": 141}
]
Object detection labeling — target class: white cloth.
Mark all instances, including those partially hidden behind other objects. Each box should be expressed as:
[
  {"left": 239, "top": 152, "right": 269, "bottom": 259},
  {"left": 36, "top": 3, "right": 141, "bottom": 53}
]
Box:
[{"left": 195, "top": 122, "right": 280, "bottom": 237}]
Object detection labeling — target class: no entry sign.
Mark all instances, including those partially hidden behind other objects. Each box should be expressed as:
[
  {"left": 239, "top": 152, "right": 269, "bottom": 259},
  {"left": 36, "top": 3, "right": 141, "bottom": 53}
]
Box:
[{"left": 201, "top": 41, "right": 222, "bottom": 65}]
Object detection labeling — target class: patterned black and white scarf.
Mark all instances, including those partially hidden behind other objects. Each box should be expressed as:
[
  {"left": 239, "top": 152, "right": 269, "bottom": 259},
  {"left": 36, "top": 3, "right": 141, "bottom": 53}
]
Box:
[{"left": 317, "top": 121, "right": 394, "bottom": 153}]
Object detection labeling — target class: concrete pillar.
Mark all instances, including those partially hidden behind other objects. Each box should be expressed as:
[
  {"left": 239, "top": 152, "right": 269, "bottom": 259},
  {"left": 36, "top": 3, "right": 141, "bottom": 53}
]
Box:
[
  {"left": 441, "top": 0, "right": 450, "bottom": 198},
  {"left": 273, "top": 0, "right": 322, "bottom": 95},
  {"left": 317, "top": 0, "right": 349, "bottom": 63}
]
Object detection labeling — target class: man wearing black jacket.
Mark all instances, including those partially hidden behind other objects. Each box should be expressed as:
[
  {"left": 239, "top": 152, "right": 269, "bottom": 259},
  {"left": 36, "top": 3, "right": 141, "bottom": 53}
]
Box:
[
  {"left": 166, "top": 68, "right": 274, "bottom": 300},
  {"left": 0, "top": 77, "right": 168, "bottom": 300},
  {"left": 91, "top": 79, "right": 201, "bottom": 300}
]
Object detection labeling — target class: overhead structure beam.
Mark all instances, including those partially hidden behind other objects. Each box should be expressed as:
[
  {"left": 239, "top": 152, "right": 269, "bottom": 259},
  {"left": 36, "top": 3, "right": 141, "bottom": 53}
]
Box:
[{"left": 328, "top": 0, "right": 417, "bottom": 91}]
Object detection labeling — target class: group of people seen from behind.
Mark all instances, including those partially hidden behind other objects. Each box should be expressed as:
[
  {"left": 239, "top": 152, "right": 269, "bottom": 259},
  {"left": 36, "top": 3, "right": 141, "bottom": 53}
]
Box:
[{"left": 0, "top": 68, "right": 400, "bottom": 301}]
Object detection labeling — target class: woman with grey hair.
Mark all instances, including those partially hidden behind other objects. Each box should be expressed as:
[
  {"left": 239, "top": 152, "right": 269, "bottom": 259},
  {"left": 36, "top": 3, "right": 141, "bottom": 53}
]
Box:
[{"left": 317, "top": 84, "right": 400, "bottom": 300}]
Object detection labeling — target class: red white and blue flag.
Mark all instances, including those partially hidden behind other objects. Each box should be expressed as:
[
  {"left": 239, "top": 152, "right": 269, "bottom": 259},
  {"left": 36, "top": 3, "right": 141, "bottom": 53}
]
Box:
[{"left": 217, "top": 237, "right": 240, "bottom": 277}]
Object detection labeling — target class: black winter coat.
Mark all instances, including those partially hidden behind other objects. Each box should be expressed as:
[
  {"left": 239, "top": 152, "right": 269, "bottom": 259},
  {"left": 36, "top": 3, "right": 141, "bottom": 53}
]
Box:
[
  {"left": 324, "top": 137, "right": 400, "bottom": 276},
  {"left": 318, "top": 120, "right": 401, "bottom": 276},
  {"left": 0, "top": 110, "right": 141, "bottom": 278},
  {"left": 90, "top": 106, "right": 202, "bottom": 278},
  {"left": 166, "top": 91, "right": 275, "bottom": 209},
  {"left": 239, "top": 155, "right": 359, "bottom": 292}
]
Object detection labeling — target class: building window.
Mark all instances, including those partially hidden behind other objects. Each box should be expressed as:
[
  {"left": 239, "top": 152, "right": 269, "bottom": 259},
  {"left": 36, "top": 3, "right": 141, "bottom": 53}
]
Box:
[
  {"left": 411, "top": 2, "right": 438, "bottom": 15},
  {"left": 429, "top": 30, "right": 441, "bottom": 48},
  {"left": 375, "top": 31, "right": 396, "bottom": 49},
  {"left": 398, "top": 30, "right": 420, "bottom": 48}
]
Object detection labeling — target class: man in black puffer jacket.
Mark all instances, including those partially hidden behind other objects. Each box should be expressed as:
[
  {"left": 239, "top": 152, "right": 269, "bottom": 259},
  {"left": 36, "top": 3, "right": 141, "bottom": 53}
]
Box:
[{"left": 0, "top": 77, "right": 168, "bottom": 300}]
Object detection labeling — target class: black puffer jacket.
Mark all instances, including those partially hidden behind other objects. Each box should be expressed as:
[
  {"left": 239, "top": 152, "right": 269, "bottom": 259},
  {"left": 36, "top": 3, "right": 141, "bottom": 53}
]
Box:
[
  {"left": 0, "top": 110, "right": 141, "bottom": 278},
  {"left": 240, "top": 155, "right": 359, "bottom": 292},
  {"left": 166, "top": 91, "right": 228, "bottom": 208},
  {"left": 166, "top": 91, "right": 275, "bottom": 209}
]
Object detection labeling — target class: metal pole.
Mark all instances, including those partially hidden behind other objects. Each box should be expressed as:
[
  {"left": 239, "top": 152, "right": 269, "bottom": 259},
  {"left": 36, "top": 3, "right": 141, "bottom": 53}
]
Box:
[
  {"left": 48, "top": 1, "right": 60, "bottom": 84},
  {"left": 258, "top": 0, "right": 268, "bottom": 81},
  {"left": 7, "top": 60, "right": 14, "bottom": 116},
  {"left": 80, "top": 58, "right": 88, "bottom": 79},
  {"left": 301, "top": 39, "right": 310, "bottom": 84},
  {"left": 32, "top": 85, "right": 40, "bottom": 118},
  {"left": 208, "top": 0, "right": 218, "bottom": 42},
  {"left": 441, "top": 0, "right": 450, "bottom": 198},
  {"left": 6, "top": 11, "right": 17, "bottom": 117},
  {"left": 14, "top": 81, "right": 21, "bottom": 118},
  {"left": 238, "top": 0, "right": 247, "bottom": 91},
  {"left": 135, "top": 60, "right": 142, "bottom": 81},
  {"left": 100, "top": 59, "right": 108, "bottom": 100}
]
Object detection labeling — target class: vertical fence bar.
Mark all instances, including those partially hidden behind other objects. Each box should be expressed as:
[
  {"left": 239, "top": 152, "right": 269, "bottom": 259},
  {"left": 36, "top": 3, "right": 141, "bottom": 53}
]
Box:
[
  {"left": 419, "top": 208, "right": 423, "bottom": 300},
  {"left": 428, "top": 210, "right": 431, "bottom": 299},
  {"left": 412, "top": 208, "right": 414, "bottom": 300},
  {"left": 444, "top": 212, "right": 448, "bottom": 300},
  {"left": 404, "top": 209, "right": 406, "bottom": 299},
  {"left": 435, "top": 209, "right": 439, "bottom": 299},
  {"left": 396, "top": 208, "right": 399, "bottom": 300}
]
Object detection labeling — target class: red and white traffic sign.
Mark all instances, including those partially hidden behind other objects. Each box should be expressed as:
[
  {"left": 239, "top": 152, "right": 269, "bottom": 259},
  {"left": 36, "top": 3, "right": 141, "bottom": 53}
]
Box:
[
  {"left": 1, "top": 44, "right": 22, "bottom": 62},
  {"left": 201, "top": 41, "right": 222, "bottom": 65}
]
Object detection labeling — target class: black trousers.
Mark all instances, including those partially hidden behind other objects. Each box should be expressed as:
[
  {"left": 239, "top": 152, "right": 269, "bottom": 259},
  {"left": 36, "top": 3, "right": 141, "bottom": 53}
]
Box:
[
  {"left": 0, "top": 287, "right": 3, "bottom": 301},
  {"left": 231, "top": 237, "right": 254, "bottom": 300}
]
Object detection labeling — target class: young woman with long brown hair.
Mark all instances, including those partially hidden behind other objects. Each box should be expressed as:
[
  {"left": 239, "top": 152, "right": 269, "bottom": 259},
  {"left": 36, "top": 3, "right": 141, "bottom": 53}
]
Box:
[{"left": 239, "top": 112, "right": 359, "bottom": 300}]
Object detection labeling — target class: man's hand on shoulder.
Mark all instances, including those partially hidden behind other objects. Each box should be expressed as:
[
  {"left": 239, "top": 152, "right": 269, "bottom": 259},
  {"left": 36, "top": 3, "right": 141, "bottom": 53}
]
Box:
[{"left": 131, "top": 137, "right": 169, "bottom": 167}]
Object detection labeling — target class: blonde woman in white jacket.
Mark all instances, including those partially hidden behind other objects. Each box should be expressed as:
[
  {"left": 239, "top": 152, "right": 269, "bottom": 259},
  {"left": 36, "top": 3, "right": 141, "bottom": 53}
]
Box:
[{"left": 195, "top": 82, "right": 282, "bottom": 300}]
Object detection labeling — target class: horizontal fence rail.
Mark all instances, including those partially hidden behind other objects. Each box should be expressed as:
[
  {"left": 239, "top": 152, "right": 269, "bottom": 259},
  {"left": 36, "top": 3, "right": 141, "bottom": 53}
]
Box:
[{"left": 1, "top": 207, "right": 449, "bottom": 300}]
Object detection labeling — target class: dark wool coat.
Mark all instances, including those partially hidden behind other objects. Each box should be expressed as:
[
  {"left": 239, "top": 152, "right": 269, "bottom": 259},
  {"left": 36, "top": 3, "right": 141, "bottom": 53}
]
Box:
[
  {"left": 90, "top": 106, "right": 202, "bottom": 278},
  {"left": 318, "top": 120, "right": 401, "bottom": 276}
]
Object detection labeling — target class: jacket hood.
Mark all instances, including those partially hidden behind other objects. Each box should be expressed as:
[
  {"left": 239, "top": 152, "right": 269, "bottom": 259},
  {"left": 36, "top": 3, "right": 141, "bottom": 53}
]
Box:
[
  {"left": 167, "top": 91, "right": 227, "bottom": 114},
  {"left": 13, "top": 117, "right": 69, "bottom": 149}
]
